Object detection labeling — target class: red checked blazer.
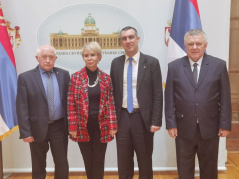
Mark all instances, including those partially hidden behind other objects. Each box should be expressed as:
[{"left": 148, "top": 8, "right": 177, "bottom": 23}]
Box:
[{"left": 67, "top": 67, "right": 118, "bottom": 143}]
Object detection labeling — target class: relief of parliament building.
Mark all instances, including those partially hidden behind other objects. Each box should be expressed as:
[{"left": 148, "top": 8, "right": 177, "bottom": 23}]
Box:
[{"left": 50, "top": 13, "right": 122, "bottom": 50}]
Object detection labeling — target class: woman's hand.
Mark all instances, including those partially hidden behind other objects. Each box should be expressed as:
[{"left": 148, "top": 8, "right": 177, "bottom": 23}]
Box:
[
  {"left": 69, "top": 131, "right": 77, "bottom": 138},
  {"left": 110, "top": 129, "right": 118, "bottom": 137}
]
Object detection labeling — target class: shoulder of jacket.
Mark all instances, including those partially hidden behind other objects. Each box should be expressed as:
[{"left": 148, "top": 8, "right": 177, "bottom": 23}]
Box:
[
  {"left": 112, "top": 55, "right": 125, "bottom": 62},
  {"left": 19, "top": 68, "right": 36, "bottom": 77},
  {"left": 205, "top": 54, "right": 225, "bottom": 64}
]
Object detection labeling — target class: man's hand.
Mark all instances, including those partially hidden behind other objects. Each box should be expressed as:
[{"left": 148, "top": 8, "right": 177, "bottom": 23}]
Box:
[
  {"left": 218, "top": 129, "right": 230, "bottom": 137},
  {"left": 168, "top": 128, "right": 178, "bottom": 138},
  {"left": 23, "top": 136, "right": 34, "bottom": 143},
  {"left": 150, "top": 125, "right": 161, "bottom": 133}
]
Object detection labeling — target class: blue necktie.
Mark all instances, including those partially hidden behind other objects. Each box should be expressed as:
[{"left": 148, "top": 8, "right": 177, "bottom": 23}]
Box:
[
  {"left": 46, "top": 71, "right": 54, "bottom": 120},
  {"left": 127, "top": 58, "right": 133, "bottom": 113}
]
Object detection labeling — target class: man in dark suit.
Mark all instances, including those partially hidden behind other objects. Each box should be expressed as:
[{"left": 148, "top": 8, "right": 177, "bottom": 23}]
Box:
[
  {"left": 110, "top": 26, "right": 163, "bottom": 179},
  {"left": 165, "top": 29, "right": 231, "bottom": 179},
  {"left": 16, "top": 45, "right": 70, "bottom": 179}
]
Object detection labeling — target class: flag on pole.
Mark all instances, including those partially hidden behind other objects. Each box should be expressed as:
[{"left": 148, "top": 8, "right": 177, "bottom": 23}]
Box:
[
  {"left": 0, "top": 3, "right": 18, "bottom": 141},
  {"left": 164, "top": 0, "right": 202, "bottom": 85}
]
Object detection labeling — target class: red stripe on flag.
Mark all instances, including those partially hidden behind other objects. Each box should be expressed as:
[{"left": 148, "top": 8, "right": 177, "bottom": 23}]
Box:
[
  {"left": 0, "top": 6, "right": 16, "bottom": 68},
  {"left": 189, "top": 0, "right": 200, "bottom": 17}
]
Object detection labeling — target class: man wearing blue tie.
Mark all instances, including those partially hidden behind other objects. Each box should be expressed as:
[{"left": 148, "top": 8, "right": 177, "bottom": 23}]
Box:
[
  {"left": 110, "top": 26, "right": 163, "bottom": 179},
  {"left": 16, "top": 45, "right": 70, "bottom": 179}
]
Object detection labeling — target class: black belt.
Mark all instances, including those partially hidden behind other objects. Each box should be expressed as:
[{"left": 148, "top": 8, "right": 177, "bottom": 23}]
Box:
[
  {"left": 122, "top": 108, "right": 140, "bottom": 114},
  {"left": 48, "top": 117, "right": 64, "bottom": 124}
]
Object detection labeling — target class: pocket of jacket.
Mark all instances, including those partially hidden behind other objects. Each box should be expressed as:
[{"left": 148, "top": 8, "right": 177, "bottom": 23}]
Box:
[{"left": 176, "top": 112, "right": 184, "bottom": 119}]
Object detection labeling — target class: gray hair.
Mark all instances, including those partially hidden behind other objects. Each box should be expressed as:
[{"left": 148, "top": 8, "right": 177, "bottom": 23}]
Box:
[
  {"left": 82, "top": 42, "right": 102, "bottom": 60},
  {"left": 184, "top": 29, "right": 208, "bottom": 45},
  {"left": 36, "top": 45, "right": 56, "bottom": 56}
]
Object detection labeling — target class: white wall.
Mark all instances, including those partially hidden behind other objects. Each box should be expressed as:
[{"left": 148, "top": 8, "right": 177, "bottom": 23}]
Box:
[{"left": 1, "top": 0, "right": 231, "bottom": 172}]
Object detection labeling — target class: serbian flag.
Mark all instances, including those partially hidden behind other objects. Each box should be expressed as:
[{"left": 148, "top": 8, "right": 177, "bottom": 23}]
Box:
[
  {"left": 164, "top": 0, "right": 202, "bottom": 85},
  {"left": 0, "top": 4, "right": 18, "bottom": 141}
]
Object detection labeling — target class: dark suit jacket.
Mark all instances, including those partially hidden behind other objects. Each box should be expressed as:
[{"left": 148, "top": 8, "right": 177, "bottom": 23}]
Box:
[
  {"left": 165, "top": 54, "right": 231, "bottom": 140},
  {"left": 16, "top": 66, "right": 70, "bottom": 142},
  {"left": 110, "top": 52, "right": 163, "bottom": 131}
]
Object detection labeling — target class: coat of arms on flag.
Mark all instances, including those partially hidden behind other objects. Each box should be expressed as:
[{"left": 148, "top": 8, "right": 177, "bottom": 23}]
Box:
[
  {"left": 6, "top": 21, "right": 21, "bottom": 50},
  {"left": 163, "top": 0, "right": 203, "bottom": 87}
]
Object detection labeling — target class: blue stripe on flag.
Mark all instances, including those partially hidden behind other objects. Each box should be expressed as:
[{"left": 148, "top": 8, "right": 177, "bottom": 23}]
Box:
[
  {"left": 0, "top": 42, "right": 18, "bottom": 129},
  {"left": 170, "top": 0, "right": 202, "bottom": 52}
]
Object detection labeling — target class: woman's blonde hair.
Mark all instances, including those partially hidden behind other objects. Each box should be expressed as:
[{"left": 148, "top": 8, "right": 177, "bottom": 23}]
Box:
[{"left": 82, "top": 42, "right": 102, "bottom": 61}]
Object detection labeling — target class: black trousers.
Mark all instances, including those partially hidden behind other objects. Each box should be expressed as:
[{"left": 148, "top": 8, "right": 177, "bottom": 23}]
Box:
[
  {"left": 78, "top": 115, "right": 107, "bottom": 179},
  {"left": 176, "top": 124, "right": 219, "bottom": 179},
  {"left": 29, "top": 119, "right": 69, "bottom": 179},
  {"left": 116, "top": 109, "right": 154, "bottom": 179}
]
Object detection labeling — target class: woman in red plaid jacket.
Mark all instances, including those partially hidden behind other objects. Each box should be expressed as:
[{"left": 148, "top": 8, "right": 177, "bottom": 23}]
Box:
[{"left": 67, "top": 42, "right": 118, "bottom": 179}]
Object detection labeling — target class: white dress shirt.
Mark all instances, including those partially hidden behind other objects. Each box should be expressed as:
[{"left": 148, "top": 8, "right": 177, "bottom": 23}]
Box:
[{"left": 122, "top": 51, "right": 140, "bottom": 108}]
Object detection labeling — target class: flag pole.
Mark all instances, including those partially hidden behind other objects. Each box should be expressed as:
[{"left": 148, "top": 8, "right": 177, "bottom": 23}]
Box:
[
  {"left": 0, "top": 141, "right": 12, "bottom": 179},
  {"left": 0, "top": 141, "right": 3, "bottom": 179}
]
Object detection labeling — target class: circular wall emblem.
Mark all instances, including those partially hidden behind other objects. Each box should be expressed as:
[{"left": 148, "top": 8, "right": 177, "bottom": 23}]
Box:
[{"left": 38, "top": 4, "right": 144, "bottom": 73}]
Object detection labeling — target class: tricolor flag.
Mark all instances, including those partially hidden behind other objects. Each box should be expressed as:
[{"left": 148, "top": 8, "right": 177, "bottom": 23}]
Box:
[
  {"left": 164, "top": 0, "right": 202, "bottom": 85},
  {"left": 0, "top": 3, "right": 18, "bottom": 141}
]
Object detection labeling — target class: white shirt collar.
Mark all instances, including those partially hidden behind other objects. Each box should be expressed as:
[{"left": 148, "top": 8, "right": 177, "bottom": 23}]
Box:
[
  {"left": 188, "top": 56, "right": 203, "bottom": 67},
  {"left": 125, "top": 51, "right": 140, "bottom": 63}
]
